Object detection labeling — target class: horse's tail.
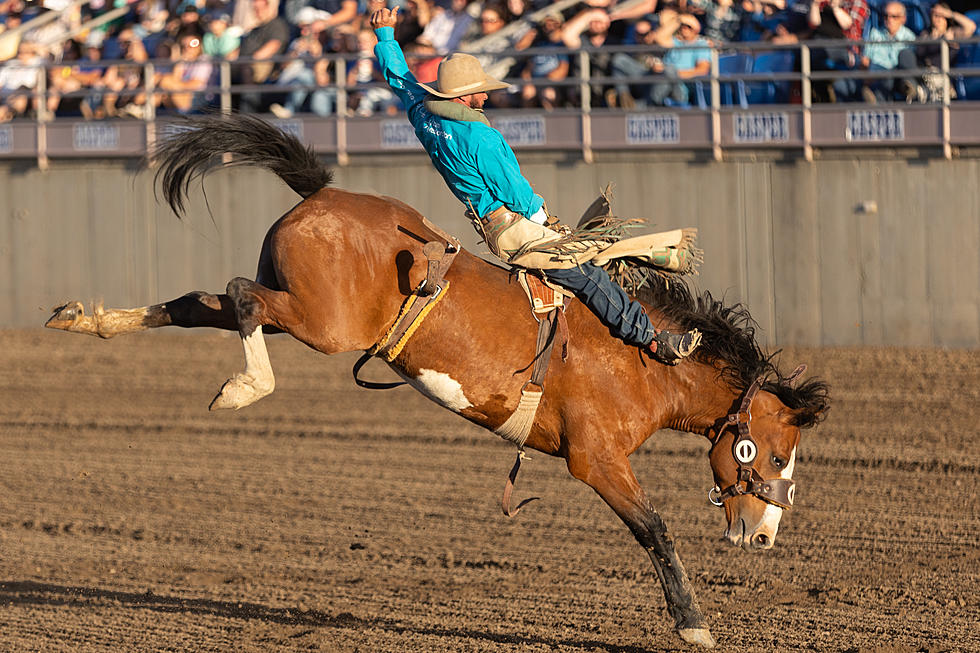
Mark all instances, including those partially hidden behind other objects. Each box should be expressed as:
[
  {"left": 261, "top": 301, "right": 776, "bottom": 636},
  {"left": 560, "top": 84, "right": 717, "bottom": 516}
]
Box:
[{"left": 151, "top": 113, "right": 333, "bottom": 217}]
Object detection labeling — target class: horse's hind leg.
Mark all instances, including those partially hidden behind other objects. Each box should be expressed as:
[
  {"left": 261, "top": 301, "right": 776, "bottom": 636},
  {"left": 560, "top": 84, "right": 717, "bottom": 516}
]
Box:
[
  {"left": 208, "top": 277, "right": 296, "bottom": 411},
  {"left": 46, "top": 291, "right": 238, "bottom": 338},
  {"left": 566, "top": 451, "right": 716, "bottom": 648}
]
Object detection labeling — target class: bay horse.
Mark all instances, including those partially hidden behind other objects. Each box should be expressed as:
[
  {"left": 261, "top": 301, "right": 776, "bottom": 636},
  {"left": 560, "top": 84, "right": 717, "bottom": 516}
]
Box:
[{"left": 45, "top": 113, "right": 829, "bottom": 649}]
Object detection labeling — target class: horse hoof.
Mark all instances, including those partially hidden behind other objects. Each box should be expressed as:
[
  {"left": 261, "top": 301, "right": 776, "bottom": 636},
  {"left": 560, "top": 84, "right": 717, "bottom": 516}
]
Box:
[
  {"left": 209, "top": 375, "right": 273, "bottom": 411},
  {"left": 45, "top": 301, "right": 86, "bottom": 330},
  {"left": 678, "top": 628, "right": 716, "bottom": 648}
]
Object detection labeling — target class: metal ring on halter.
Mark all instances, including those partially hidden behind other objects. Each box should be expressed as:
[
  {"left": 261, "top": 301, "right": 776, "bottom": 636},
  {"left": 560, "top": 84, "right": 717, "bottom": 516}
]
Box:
[{"left": 708, "top": 485, "right": 724, "bottom": 507}]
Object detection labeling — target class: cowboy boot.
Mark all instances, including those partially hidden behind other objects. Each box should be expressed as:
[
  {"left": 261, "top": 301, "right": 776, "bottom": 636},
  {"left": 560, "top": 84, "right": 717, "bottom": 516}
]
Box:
[{"left": 646, "top": 328, "right": 702, "bottom": 365}]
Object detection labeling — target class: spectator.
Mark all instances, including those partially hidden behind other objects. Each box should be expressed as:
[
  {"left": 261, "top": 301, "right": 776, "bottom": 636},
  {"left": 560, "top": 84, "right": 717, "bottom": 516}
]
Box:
[
  {"left": 346, "top": 27, "right": 397, "bottom": 115},
  {"left": 394, "top": 0, "right": 431, "bottom": 45},
  {"left": 284, "top": 0, "right": 358, "bottom": 32},
  {"left": 0, "top": 39, "right": 42, "bottom": 121},
  {"left": 701, "top": 0, "right": 746, "bottom": 43},
  {"left": 46, "top": 37, "right": 84, "bottom": 117},
  {"left": 103, "top": 27, "right": 150, "bottom": 117},
  {"left": 75, "top": 32, "right": 111, "bottom": 119},
  {"left": 848, "top": 1, "right": 916, "bottom": 103},
  {"left": 270, "top": 6, "right": 336, "bottom": 117},
  {"left": 562, "top": 6, "right": 624, "bottom": 108},
  {"left": 461, "top": 2, "right": 526, "bottom": 106},
  {"left": 202, "top": 12, "right": 241, "bottom": 58},
  {"left": 403, "top": 36, "right": 440, "bottom": 82},
  {"left": 647, "top": 11, "right": 711, "bottom": 106},
  {"left": 157, "top": 29, "right": 214, "bottom": 113},
  {"left": 519, "top": 8, "right": 568, "bottom": 109},
  {"left": 610, "top": 17, "right": 659, "bottom": 107},
  {"left": 234, "top": 0, "right": 289, "bottom": 113},
  {"left": 805, "top": 0, "right": 869, "bottom": 103},
  {"left": 916, "top": 2, "right": 976, "bottom": 69},
  {"left": 420, "top": 0, "right": 475, "bottom": 55}
]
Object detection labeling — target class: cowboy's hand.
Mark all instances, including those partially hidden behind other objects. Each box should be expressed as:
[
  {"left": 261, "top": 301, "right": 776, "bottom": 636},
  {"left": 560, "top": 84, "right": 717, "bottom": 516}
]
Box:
[{"left": 370, "top": 6, "right": 399, "bottom": 29}]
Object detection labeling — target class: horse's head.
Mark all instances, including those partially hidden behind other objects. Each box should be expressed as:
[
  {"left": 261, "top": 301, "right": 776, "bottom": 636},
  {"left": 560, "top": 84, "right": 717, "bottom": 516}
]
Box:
[{"left": 705, "top": 366, "right": 828, "bottom": 552}]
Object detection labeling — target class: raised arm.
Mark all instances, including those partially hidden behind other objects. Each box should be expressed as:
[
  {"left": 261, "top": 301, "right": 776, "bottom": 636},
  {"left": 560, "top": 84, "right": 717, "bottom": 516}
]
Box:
[{"left": 372, "top": 7, "right": 428, "bottom": 118}]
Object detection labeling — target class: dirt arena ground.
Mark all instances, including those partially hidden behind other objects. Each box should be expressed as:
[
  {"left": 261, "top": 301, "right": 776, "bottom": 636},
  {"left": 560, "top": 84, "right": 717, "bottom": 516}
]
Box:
[{"left": 1, "top": 329, "right": 977, "bottom": 652}]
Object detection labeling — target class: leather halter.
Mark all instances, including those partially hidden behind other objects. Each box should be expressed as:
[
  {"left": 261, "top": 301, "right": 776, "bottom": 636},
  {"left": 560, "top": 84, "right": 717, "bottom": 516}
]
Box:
[{"left": 707, "top": 364, "right": 806, "bottom": 511}]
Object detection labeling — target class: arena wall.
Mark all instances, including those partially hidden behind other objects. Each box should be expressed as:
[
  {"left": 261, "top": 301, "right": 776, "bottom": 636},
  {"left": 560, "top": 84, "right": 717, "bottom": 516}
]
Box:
[{"left": 2, "top": 152, "right": 978, "bottom": 346}]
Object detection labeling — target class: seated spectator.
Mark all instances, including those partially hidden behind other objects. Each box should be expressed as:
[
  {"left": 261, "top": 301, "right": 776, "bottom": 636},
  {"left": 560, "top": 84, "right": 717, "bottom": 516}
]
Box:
[
  {"left": 234, "top": 0, "right": 289, "bottom": 113},
  {"left": 75, "top": 32, "right": 111, "bottom": 119},
  {"left": 647, "top": 11, "right": 711, "bottom": 106},
  {"left": 917, "top": 2, "right": 976, "bottom": 69},
  {"left": 346, "top": 27, "right": 397, "bottom": 116},
  {"left": 270, "top": 6, "right": 336, "bottom": 117},
  {"left": 704, "top": 0, "right": 749, "bottom": 43},
  {"left": 284, "top": 0, "right": 358, "bottom": 33},
  {"left": 403, "top": 36, "right": 440, "bottom": 82},
  {"left": 848, "top": 1, "right": 917, "bottom": 103},
  {"left": 102, "top": 27, "right": 150, "bottom": 117},
  {"left": 394, "top": 0, "right": 432, "bottom": 46},
  {"left": 562, "top": 6, "right": 624, "bottom": 108},
  {"left": 157, "top": 29, "right": 214, "bottom": 113},
  {"left": 0, "top": 38, "right": 42, "bottom": 121},
  {"left": 46, "top": 38, "right": 84, "bottom": 117},
  {"left": 519, "top": 9, "right": 568, "bottom": 109},
  {"left": 420, "top": 0, "right": 475, "bottom": 55},
  {"left": 461, "top": 2, "right": 526, "bottom": 106},
  {"left": 203, "top": 12, "right": 241, "bottom": 58},
  {"left": 805, "top": 0, "right": 869, "bottom": 103},
  {"left": 610, "top": 17, "right": 659, "bottom": 108}
]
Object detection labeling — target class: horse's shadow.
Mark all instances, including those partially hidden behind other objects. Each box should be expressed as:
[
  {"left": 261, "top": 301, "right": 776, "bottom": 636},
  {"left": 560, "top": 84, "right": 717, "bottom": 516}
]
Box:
[{"left": 0, "top": 580, "right": 662, "bottom": 652}]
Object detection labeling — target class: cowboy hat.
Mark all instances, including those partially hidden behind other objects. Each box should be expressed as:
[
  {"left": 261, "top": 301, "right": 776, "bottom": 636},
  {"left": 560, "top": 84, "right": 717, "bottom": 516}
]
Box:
[{"left": 416, "top": 53, "right": 509, "bottom": 99}]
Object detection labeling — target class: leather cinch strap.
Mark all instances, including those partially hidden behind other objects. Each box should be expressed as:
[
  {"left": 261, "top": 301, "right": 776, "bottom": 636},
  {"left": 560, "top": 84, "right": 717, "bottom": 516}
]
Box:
[{"left": 353, "top": 236, "right": 459, "bottom": 389}]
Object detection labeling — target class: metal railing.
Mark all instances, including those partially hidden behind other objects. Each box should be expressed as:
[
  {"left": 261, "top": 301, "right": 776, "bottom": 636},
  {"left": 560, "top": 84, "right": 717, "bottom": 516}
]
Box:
[{"left": 3, "top": 36, "right": 980, "bottom": 167}]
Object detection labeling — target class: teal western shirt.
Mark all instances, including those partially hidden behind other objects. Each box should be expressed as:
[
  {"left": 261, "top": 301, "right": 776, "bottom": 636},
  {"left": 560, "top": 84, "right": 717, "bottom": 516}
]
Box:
[{"left": 373, "top": 26, "right": 544, "bottom": 219}]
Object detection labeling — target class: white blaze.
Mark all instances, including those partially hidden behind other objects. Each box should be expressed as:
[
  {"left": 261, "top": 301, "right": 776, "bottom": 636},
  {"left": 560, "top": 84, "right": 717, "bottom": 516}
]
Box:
[{"left": 759, "top": 446, "right": 797, "bottom": 534}]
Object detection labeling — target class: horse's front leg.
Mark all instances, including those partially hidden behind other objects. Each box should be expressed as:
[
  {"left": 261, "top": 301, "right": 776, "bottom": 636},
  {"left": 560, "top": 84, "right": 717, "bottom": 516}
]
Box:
[
  {"left": 566, "top": 451, "right": 716, "bottom": 649},
  {"left": 45, "top": 291, "right": 239, "bottom": 338}
]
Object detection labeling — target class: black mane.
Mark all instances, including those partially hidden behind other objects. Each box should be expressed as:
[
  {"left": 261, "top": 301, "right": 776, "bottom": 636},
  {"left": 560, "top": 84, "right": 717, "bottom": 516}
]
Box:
[{"left": 637, "top": 276, "right": 830, "bottom": 428}]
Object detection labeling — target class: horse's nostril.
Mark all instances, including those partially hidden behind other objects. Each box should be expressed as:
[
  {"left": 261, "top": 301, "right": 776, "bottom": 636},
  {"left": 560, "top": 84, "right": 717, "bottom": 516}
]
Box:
[{"left": 752, "top": 532, "right": 771, "bottom": 548}]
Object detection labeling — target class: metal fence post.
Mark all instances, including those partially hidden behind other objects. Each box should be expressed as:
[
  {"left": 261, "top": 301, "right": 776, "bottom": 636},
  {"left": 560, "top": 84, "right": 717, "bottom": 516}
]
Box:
[
  {"left": 35, "top": 64, "right": 49, "bottom": 171},
  {"left": 801, "top": 44, "right": 813, "bottom": 162},
  {"left": 220, "top": 61, "right": 232, "bottom": 115},
  {"left": 578, "top": 50, "right": 593, "bottom": 164},
  {"left": 941, "top": 39, "right": 951, "bottom": 160},
  {"left": 335, "top": 57, "right": 349, "bottom": 166},
  {"left": 710, "top": 48, "right": 721, "bottom": 162}
]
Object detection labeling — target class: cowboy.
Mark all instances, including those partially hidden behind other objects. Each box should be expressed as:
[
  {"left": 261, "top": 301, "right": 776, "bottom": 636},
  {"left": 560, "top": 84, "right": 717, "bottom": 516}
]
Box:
[{"left": 370, "top": 7, "right": 701, "bottom": 365}]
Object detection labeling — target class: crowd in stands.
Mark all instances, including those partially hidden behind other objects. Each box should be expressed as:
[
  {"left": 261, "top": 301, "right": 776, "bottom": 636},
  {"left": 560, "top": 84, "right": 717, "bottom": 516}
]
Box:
[{"left": 1, "top": 0, "right": 979, "bottom": 121}]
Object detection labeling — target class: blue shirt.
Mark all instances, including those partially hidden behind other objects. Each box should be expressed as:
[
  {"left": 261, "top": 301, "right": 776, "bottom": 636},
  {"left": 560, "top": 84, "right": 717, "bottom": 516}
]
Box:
[
  {"left": 664, "top": 36, "right": 711, "bottom": 71},
  {"left": 864, "top": 26, "right": 915, "bottom": 70},
  {"left": 374, "top": 26, "right": 544, "bottom": 220}
]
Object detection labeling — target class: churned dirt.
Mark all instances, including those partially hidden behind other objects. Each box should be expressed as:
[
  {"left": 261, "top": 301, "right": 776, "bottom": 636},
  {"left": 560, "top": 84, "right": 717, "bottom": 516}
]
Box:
[{"left": 0, "top": 329, "right": 977, "bottom": 652}]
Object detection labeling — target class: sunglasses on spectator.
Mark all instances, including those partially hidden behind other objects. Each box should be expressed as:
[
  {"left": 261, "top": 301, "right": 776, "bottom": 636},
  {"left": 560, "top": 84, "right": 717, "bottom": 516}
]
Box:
[
  {"left": 884, "top": 12, "right": 904, "bottom": 18},
  {"left": 481, "top": 16, "right": 501, "bottom": 23}
]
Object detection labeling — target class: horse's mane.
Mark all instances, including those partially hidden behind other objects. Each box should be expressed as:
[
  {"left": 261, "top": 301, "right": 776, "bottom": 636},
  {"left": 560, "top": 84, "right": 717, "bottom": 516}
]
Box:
[{"left": 637, "top": 276, "right": 829, "bottom": 428}]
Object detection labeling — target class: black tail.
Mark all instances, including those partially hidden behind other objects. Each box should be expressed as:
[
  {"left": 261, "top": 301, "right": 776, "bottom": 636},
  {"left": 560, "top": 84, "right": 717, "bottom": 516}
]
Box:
[{"left": 151, "top": 113, "right": 333, "bottom": 217}]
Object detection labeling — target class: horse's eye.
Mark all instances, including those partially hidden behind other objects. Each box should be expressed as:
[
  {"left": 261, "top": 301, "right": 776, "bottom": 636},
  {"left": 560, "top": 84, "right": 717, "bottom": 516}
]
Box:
[{"left": 771, "top": 455, "right": 787, "bottom": 469}]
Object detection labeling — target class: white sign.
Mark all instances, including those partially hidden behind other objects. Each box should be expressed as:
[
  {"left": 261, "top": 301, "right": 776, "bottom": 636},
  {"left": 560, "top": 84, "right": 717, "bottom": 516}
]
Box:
[
  {"left": 626, "top": 114, "right": 680, "bottom": 145},
  {"left": 381, "top": 120, "right": 420, "bottom": 149},
  {"left": 0, "top": 125, "right": 11, "bottom": 153},
  {"left": 846, "top": 110, "right": 904, "bottom": 142},
  {"left": 495, "top": 116, "right": 545, "bottom": 146},
  {"left": 734, "top": 112, "right": 790, "bottom": 143},
  {"left": 273, "top": 119, "right": 303, "bottom": 141},
  {"left": 73, "top": 123, "right": 119, "bottom": 151}
]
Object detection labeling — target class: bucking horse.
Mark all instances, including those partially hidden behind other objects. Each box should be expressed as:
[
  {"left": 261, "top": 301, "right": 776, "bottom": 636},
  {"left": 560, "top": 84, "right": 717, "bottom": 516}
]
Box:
[{"left": 45, "top": 113, "right": 829, "bottom": 648}]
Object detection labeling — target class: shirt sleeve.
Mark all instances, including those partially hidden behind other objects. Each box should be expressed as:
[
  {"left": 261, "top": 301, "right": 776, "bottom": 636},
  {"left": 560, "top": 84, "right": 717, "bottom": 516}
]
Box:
[
  {"left": 374, "top": 26, "right": 428, "bottom": 123},
  {"left": 473, "top": 128, "right": 544, "bottom": 218}
]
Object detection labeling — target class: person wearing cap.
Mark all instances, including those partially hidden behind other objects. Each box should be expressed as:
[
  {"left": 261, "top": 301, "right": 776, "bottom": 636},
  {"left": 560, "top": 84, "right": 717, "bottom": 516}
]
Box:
[{"left": 369, "top": 7, "right": 701, "bottom": 365}]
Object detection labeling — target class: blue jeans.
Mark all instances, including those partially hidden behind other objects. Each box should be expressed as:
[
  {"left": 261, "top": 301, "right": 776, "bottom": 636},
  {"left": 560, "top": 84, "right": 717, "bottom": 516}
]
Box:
[{"left": 545, "top": 263, "right": 655, "bottom": 348}]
